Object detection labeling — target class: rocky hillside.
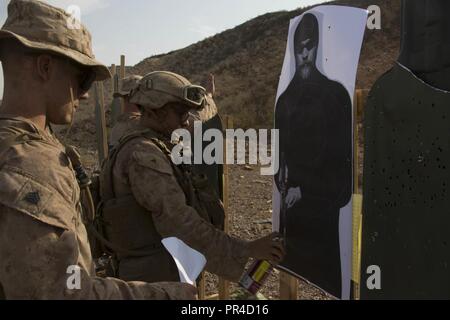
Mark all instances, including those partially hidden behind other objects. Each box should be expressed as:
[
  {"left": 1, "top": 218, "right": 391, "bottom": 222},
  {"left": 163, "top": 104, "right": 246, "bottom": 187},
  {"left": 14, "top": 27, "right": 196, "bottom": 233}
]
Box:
[
  {"left": 74, "top": 0, "right": 401, "bottom": 135},
  {"left": 2, "top": 1, "right": 402, "bottom": 129},
  {"left": 125, "top": 0, "right": 401, "bottom": 128}
]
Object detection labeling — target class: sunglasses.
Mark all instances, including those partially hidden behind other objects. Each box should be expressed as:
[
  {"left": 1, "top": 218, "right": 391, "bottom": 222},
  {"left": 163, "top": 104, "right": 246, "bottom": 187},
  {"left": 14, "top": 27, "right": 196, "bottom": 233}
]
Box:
[
  {"left": 77, "top": 69, "right": 97, "bottom": 94},
  {"left": 60, "top": 56, "right": 96, "bottom": 94}
]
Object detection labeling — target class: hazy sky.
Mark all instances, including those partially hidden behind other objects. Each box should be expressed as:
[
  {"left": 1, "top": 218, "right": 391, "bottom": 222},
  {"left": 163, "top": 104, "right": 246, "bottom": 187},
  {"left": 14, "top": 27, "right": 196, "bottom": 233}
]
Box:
[{"left": 0, "top": 0, "right": 327, "bottom": 99}]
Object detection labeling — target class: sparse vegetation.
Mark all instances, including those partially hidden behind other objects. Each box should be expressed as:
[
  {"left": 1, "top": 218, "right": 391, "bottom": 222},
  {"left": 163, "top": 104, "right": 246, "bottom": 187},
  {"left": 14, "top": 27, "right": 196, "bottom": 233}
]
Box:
[{"left": 128, "top": 0, "right": 400, "bottom": 128}]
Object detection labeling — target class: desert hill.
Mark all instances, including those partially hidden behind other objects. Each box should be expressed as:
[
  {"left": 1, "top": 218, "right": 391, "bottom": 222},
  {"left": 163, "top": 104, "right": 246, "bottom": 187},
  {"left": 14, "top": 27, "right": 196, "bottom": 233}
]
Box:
[{"left": 126, "top": 0, "right": 401, "bottom": 128}]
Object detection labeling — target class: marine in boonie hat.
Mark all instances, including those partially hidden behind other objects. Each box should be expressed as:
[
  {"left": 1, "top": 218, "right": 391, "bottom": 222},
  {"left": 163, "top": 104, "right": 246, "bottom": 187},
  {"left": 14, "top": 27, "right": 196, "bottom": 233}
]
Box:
[
  {"left": 0, "top": 0, "right": 110, "bottom": 81},
  {"left": 129, "top": 71, "right": 207, "bottom": 111}
]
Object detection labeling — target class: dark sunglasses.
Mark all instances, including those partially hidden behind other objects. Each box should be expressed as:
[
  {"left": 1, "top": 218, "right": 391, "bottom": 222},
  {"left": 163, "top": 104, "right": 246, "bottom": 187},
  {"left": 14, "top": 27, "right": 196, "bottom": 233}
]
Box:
[
  {"left": 60, "top": 56, "right": 96, "bottom": 94},
  {"left": 77, "top": 69, "right": 97, "bottom": 94}
]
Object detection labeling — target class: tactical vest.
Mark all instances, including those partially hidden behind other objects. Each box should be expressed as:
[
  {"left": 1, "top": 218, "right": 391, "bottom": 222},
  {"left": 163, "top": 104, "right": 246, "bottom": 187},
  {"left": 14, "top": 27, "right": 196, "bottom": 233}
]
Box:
[{"left": 97, "top": 129, "right": 225, "bottom": 262}]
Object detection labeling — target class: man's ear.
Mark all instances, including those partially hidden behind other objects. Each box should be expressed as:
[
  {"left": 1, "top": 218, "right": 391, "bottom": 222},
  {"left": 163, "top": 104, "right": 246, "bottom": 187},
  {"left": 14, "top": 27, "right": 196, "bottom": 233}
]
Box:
[{"left": 35, "top": 54, "right": 54, "bottom": 82}]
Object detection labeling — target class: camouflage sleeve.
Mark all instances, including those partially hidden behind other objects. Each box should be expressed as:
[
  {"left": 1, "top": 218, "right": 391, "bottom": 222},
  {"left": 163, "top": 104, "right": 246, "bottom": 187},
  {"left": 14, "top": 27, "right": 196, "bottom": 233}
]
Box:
[
  {"left": 0, "top": 204, "right": 195, "bottom": 300},
  {"left": 128, "top": 143, "right": 251, "bottom": 282}
]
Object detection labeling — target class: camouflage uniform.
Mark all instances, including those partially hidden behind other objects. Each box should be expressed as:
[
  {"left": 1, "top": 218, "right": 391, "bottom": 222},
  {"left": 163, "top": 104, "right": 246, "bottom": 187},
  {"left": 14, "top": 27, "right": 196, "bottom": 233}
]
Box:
[
  {"left": 100, "top": 72, "right": 251, "bottom": 283},
  {"left": 109, "top": 112, "right": 141, "bottom": 147},
  {"left": 109, "top": 75, "right": 142, "bottom": 147},
  {"left": 0, "top": 0, "right": 193, "bottom": 300}
]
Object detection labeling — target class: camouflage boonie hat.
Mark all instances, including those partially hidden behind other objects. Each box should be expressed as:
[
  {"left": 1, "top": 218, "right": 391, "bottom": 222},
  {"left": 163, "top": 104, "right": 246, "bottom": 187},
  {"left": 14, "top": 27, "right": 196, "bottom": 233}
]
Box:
[
  {"left": 0, "top": 0, "right": 110, "bottom": 81},
  {"left": 113, "top": 75, "right": 143, "bottom": 98},
  {"left": 129, "top": 71, "right": 206, "bottom": 111}
]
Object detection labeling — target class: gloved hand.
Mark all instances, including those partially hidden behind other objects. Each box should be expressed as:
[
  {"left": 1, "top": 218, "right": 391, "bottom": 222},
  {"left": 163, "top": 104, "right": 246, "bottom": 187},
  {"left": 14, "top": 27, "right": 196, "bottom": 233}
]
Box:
[{"left": 285, "top": 187, "right": 301, "bottom": 208}]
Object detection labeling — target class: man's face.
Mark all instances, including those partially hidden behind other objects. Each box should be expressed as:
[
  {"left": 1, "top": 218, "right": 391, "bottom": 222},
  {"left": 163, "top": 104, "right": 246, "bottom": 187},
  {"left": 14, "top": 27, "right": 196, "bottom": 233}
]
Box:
[
  {"left": 295, "top": 38, "right": 317, "bottom": 69},
  {"left": 123, "top": 97, "right": 141, "bottom": 114},
  {"left": 46, "top": 57, "right": 94, "bottom": 125},
  {"left": 159, "top": 102, "right": 192, "bottom": 137},
  {"left": 294, "top": 15, "right": 319, "bottom": 77}
]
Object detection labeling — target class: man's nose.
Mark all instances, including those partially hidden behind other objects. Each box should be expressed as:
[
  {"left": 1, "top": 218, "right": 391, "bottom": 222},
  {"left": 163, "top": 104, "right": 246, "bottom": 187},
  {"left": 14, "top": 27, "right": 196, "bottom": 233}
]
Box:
[
  {"left": 302, "top": 48, "right": 309, "bottom": 57},
  {"left": 79, "top": 92, "right": 89, "bottom": 100},
  {"left": 181, "top": 118, "right": 190, "bottom": 128}
]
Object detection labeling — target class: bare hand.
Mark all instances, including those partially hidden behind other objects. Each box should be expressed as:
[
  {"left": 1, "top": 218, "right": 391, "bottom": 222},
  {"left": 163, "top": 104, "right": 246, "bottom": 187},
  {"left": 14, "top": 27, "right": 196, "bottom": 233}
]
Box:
[{"left": 247, "top": 232, "right": 286, "bottom": 264}]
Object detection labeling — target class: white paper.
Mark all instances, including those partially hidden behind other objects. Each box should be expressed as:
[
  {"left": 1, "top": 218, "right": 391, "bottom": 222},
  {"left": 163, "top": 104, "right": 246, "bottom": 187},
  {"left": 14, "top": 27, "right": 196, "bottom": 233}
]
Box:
[
  {"left": 273, "top": 5, "right": 368, "bottom": 300},
  {"left": 161, "top": 237, "right": 206, "bottom": 285}
]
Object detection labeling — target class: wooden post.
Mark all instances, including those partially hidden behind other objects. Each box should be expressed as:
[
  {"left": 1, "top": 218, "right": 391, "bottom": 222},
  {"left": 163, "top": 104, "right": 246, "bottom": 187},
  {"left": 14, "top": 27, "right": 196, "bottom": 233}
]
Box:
[
  {"left": 120, "top": 55, "right": 126, "bottom": 79},
  {"left": 94, "top": 82, "right": 108, "bottom": 166},
  {"left": 120, "top": 55, "right": 126, "bottom": 113},
  {"left": 351, "top": 89, "right": 367, "bottom": 300},
  {"left": 279, "top": 271, "right": 298, "bottom": 300},
  {"left": 110, "top": 64, "right": 116, "bottom": 93},
  {"left": 351, "top": 194, "right": 363, "bottom": 300},
  {"left": 353, "top": 89, "right": 363, "bottom": 193},
  {"left": 110, "top": 73, "right": 121, "bottom": 127},
  {"left": 218, "top": 115, "right": 233, "bottom": 300},
  {"left": 198, "top": 274, "right": 206, "bottom": 300}
]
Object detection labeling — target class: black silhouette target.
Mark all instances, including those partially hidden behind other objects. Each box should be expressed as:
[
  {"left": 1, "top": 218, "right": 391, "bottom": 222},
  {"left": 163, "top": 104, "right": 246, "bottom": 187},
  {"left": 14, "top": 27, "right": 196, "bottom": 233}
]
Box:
[
  {"left": 274, "top": 13, "right": 352, "bottom": 298},
  {"left": 361, "top": 63, "right": 450, "bottom": 299}
]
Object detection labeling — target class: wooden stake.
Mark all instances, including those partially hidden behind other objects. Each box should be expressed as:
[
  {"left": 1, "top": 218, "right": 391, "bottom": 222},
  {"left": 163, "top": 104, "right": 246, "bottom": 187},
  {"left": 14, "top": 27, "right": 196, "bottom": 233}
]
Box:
[
  {"left": 351, "top": 194, "right": 363, "bottom": 300},
  {"left": 111, "top": 64, "right": 116, "bottom": 93},
  {"left": 218, "top": 115, "right": 233, "bottom": 300},
  {"left": 120, "top": 55, "right": 126, "bottom": 79},
  {"left": 120, "top": 55, "right": 126, "bottom": 114},
  {"left": 198, "top": 274, "right": 206, "bottom": 300},
  {"left": 279, "top": 271, "right": 298, "bottom": 300},
  {"left": 351, "top": 89, "right": 367, "bottom": 300},
  {"left": 110, "top": 73, "right": 121, "bottom": 127},
  {"left": 353, "top": 89, "right": 363, "bottom": 193},
  {"left": 94, "top": 82, "right": 108, "bottom": 166}
]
